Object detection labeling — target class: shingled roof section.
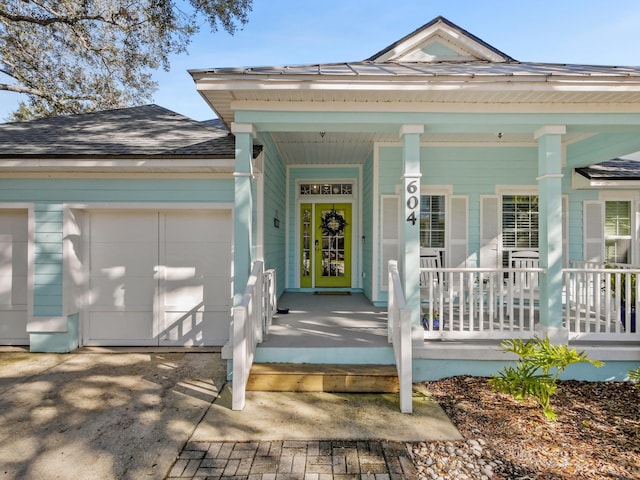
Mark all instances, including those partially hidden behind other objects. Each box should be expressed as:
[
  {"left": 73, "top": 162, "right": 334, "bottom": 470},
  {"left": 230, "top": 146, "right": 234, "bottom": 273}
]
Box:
[
  {"left": 576, "top": 158, "right": 640, "bottom": 181},
  {"left": 0, "top": 104, "right": 259, "bottom": 158}
]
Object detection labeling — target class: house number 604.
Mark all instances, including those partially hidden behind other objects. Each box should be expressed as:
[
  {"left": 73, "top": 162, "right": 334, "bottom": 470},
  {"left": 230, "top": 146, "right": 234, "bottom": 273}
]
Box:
[{"left": 405, "top": 180, "right": 419, "bottom": 225}]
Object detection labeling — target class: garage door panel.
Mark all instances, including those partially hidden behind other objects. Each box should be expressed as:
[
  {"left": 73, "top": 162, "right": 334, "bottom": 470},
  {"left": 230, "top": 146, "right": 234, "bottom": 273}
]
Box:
[
  {"left": 0, "top": 311, "right": 27, "bottom": 344},
  {"left": 91, "top": 212, "right": 157, "bottom": 242},
  {"left": 164, "top": 211, "right": 229, "bottom": 240},
  {"left": 85, "top": 311, "right": 155, "bottom": 345},
  {"left": 161, "top": 310, "right": 230, "bottom": 346},
  {"left": 163, "top": 282, "right": 204, "bottom": 308},
  {"left": 164, "top": 245, "right": 230, "bottom": 273},
  {"left": 0, "top": 275, "right": 27, "bottom": 307},
  {"left": 90, "top": 276, "right": 156, "bottom": 308},
  {"left": 91, "top": 243, "right": 157, "bottom": 275},
  {"left": 0, "top": 210, "right": 28, "bottom": 345},
  {"left": 86, "top": 211, "right": 158, "bottom": 346},
  {"left": 164, "top": 285, "right": 229, "bottom": 309}
]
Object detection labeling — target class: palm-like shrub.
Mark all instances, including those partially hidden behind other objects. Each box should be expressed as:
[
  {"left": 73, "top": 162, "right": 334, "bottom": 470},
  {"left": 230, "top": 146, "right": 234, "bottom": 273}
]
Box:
[{"left": 490, "top": 336, "right": 604, "bottom": 421}]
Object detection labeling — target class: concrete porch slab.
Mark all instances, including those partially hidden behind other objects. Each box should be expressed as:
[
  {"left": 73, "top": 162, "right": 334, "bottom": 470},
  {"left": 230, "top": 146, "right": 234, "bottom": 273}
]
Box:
[{"left": 190, "top": 383, "right": 462, "bottom": 443}]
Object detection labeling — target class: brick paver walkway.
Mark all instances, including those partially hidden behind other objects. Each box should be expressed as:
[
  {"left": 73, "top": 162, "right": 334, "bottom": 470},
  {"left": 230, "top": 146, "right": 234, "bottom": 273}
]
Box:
[{"left": 166, "top": 440, "right": 417, "bottom": 479}]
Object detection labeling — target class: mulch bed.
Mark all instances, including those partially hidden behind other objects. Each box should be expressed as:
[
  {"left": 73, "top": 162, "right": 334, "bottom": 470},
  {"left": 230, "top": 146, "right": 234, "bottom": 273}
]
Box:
[{"left": 422, "top": 376, "right": 640, "bottom": 479}]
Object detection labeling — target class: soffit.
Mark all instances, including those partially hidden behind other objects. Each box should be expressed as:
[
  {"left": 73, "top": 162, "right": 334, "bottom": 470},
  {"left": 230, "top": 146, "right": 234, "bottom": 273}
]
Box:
[{"left": 270, "top": 131, "right": 589, "bottom": 165}]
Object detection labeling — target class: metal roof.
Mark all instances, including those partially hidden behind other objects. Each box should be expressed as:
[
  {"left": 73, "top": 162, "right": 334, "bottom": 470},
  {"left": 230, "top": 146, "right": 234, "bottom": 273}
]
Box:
[
  {"left": 190, "top": 60, "right": 640, "bottom": 79},
  {"left": 576, "top": 158, "right": 640, "bottom": 181}
]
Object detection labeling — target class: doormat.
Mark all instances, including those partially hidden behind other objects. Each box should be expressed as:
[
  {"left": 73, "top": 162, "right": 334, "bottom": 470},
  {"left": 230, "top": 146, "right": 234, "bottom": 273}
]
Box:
[{"left": 314, "top": 291, "right": 351, "bottom": 296}]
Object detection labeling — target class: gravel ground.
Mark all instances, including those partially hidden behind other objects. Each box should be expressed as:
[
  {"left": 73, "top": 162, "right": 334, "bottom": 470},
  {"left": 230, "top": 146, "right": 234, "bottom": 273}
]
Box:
[{"left": 410, "top": 376, "right": 640, "bottom": 480}]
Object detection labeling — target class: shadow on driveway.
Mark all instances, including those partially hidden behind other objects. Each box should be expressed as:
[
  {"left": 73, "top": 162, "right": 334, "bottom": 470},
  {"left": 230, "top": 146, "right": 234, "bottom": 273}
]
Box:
[{"left": 0, "top": 350, "right": 226, "bottom": 480}]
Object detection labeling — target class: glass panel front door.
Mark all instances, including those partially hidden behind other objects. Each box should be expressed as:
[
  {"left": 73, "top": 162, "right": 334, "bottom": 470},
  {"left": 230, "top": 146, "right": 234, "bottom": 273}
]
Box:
[{"left": 299, "top": 203, "right": 352, "bottom": 288}]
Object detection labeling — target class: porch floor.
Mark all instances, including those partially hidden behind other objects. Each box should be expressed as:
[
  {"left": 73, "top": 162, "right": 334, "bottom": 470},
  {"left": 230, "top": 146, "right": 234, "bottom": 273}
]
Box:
[{"left": 262, "top": 292, "right": 388, "bottom": 348}]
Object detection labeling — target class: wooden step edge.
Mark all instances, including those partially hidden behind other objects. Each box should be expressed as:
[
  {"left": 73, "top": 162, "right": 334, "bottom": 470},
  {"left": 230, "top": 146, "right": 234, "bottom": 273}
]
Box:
[
  {"left": 249, "top": 363, "right": 398, "bottom": 376},
  {"left": 246, "top": 374, "right": 400, "bottom": 393}
]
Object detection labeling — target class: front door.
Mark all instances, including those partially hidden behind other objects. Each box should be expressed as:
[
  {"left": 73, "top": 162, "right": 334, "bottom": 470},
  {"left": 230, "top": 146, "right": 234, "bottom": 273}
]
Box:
[{"left": 300, "top": 203, "right": 351, "bottom": 288}]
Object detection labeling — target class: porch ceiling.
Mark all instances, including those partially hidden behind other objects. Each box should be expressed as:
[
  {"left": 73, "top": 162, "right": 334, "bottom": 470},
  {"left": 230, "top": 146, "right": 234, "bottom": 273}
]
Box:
[{"left": 269, "top": 131, "right": 590, "bottom": 165}]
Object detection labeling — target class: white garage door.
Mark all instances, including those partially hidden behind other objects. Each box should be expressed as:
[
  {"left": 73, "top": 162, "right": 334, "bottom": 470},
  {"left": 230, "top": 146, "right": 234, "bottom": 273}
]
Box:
[
  {"left": 0, "top": 209, "right": 28, "bottom": 345},
  {"left": 85, "top": 210, "right": 231, "bottom": 346}
]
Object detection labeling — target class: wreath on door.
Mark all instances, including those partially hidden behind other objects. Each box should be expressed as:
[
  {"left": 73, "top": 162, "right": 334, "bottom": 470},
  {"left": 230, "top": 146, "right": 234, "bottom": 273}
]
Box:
[{"left": 320, "top": 209, "right": 347, "bottom": 236}]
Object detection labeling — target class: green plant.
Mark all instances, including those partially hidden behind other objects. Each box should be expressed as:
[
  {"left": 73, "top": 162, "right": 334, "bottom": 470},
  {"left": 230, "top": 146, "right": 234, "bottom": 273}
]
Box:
[
  {"left": 489, "top": 336, "right": 604, "bottom": 421},
  {"left": 630, "top": 367, "right": 640, "bottom": 386}
]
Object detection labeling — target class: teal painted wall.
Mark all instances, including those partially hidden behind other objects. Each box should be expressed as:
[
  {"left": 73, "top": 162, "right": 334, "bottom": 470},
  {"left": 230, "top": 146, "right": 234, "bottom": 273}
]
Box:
[
  {"left": 362, "top": 153, "right": 374, "bottom": 299},
  {"left": 30, "top": 314, "right": 79, "bottom": 353},
  {"left": 261, "top": 135, "right": 287, "bottom": 296},
  {"left": 562, "top": 171, "right": 598, "bottom": 263},
  {"left": 286, "top": 166, "right": 361, "bottom": 289},
  {"left": 413, "top": 358, "right": 638, "bottom": 382},
  {"left": 34, "top": 203, "right": 64, "bottom": 316},
  {"left": 0, "top": 178, "right": 234, "bottom": 203}
]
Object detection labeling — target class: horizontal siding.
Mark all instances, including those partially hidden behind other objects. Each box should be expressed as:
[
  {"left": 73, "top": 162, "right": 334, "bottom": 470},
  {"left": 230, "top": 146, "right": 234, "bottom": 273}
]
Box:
[
  {"left": 0, "top": 179, "right": 234, "bottom": 203},
  {"left": 34, "top": 203, "right": 63, "bottom": 316},
  {"left": 261, "top": 135, "right": 287, "bottom": 295},
  {"left": 362, "top": 153, "right": 374, "bottom": 299},
  {"left": 421, "top": 147, "right": 538, "bottom": 191}
]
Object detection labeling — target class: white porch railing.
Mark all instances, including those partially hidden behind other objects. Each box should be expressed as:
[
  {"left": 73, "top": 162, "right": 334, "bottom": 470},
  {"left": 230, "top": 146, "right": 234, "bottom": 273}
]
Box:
[
  {"left": 263, "top": 268, "right": 277, "bottom": 334},
  {"left": 420, "top": 265, "right": 639, "bottom": 341},
  {"left": 420, "top": 267, "right": 545, "bottom": 340},
  {"left": 387, "top": 260, "right": 413, "bottom": 414},
  {"left": 232, "top": 261, "right": 277, "bottom": 410},
  {"left": 564, "top": 267, "right": 639, "bottom": 340}
]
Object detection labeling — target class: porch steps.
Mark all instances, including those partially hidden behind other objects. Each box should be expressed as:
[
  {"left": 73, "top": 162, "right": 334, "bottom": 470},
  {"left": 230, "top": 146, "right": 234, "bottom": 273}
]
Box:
[{"left": 246, "top": 363, "right": 399, "bottom": 393}]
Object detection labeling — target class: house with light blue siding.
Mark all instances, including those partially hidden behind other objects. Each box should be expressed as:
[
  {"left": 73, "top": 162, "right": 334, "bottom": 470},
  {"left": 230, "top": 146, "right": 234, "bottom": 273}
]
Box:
[{"left": 1, "top": 17, "right": 639, "bottom": 408}]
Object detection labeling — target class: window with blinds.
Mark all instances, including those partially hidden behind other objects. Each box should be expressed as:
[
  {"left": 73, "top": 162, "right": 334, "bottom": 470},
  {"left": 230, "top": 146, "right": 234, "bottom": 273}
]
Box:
[
  {"left": 502, "top": 195, "right": 539, "bottom": 250},
  {"left": 420, "top": 195, "right": 445, "bottom": 248},
  {"left": 605, "top": 200, "right": 631, "bottom": 264}
]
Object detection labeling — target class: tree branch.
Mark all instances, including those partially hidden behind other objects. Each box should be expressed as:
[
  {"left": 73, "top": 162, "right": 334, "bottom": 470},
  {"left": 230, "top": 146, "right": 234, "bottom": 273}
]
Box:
[{"left": 0, "top": 83, "right": 45, "bottom": 97}]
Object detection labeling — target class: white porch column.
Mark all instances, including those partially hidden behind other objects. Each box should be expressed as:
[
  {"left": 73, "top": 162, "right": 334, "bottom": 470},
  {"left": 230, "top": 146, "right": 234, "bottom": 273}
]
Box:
[
  {"left": 535, "top": 125, "right": 566, "bottom": 341},
  {"left": 232, "top": 122, "right": 256, "bottom": 306},
  {"left": 400, "top": 124, "right": 424, "bottom": 343}
]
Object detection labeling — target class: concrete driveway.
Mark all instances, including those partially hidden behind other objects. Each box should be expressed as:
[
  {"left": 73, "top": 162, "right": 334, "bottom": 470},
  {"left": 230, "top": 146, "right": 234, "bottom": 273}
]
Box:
[
  {"left": 0, "top": 349, "right": 462, "bottom": 480},
  {"left": 0, "top": 349, "right": 226, "bottom": 480}
]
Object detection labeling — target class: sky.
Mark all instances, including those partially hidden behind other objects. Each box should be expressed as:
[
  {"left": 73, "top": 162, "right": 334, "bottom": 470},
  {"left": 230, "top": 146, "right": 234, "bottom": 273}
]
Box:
[{"left": 3, "top": 0, "right": 640, "bottom": 121}]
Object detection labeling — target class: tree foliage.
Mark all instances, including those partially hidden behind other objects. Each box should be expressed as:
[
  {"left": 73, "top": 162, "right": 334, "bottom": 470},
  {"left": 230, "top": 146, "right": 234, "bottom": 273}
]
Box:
[{"left": 0, "top": 0, "right": 252, "bottom": 120}]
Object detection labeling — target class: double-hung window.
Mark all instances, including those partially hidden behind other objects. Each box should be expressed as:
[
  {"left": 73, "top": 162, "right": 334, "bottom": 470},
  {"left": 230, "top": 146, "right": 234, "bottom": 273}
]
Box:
[
  {"left": 605, "top": 200, "right": 632, "bottom": 264},
  {"left": 420, "top": 195, "right": 445, "bottom": 249},
  {"left": 502, "top": 195, "right": 539, "bottom": 263}
]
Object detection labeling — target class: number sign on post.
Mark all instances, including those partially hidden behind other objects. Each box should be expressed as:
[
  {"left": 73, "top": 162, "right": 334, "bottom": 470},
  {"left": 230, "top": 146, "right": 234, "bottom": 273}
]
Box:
[{"left": 405, "top": 178, "right": 419, "bottom": 226}]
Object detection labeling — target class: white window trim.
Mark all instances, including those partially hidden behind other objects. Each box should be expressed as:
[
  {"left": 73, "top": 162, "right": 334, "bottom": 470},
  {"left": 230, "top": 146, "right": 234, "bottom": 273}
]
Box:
[
  {"left": 496, "top": 186, "right": 539, "bottom": 260},
  {"left": 598, "top": 191, "right": 639, "bottom": 265},
  {"left": 420, "top": 185, "right": 453, "bottom": 264}
]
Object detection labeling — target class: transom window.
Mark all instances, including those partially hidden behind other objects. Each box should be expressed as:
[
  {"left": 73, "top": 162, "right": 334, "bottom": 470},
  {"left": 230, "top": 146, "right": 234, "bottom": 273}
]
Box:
[
  {"left": 605, "top": 200, "right": 631, "bottom": 264},
  {"left": 502, "top": 195, "right": 539, "bottom": 263},
  {"left": 420, "top": 195, "right": 445, "bottom": 248},
  {"left": 299, "top": 183, "right": 353, "bottom": 196}
]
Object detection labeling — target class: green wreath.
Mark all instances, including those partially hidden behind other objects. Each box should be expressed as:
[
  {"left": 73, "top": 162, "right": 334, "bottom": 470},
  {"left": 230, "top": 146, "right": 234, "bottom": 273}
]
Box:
[{"left": 321, "top": 209, "right": 347, "bottom": 236}]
